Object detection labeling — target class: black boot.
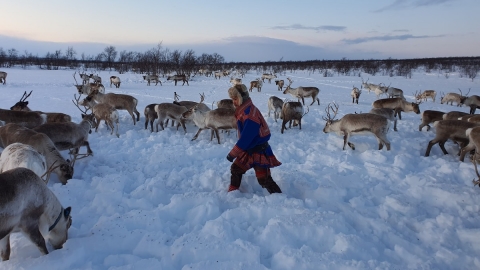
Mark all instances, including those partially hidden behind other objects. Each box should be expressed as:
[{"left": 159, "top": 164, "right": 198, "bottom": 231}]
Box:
[
  {"left": 230, "top": 163, "right": 245, "bottom": 189},
  {"left": 258, "top": 176, "right": 282, "bottom": 194}
]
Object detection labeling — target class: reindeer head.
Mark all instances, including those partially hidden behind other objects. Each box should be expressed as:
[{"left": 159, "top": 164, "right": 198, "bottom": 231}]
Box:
[
  {"left": 322, "top": 103, "right": 339, "bottom": 133},
  {"left": 10, "top": 90, "right": 32, "bottom": 110}
]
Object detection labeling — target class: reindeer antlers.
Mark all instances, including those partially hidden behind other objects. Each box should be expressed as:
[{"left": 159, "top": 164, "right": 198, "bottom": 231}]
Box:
[
  {"left": 322, "top": 102, "right": 339, "bottom": 121},
  {"left": 19, "top": 90, "right": 33, "bottom": 102},
  {"left": 72, "top": 94, "right": 90, "bottom": 115},
  {"left": 174, "top": 92, "right": 181, "bottom": 102}
]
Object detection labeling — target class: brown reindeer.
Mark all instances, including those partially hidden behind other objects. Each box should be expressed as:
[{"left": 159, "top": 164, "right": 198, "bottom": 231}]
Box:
[
  {"left": 81, "top": 90, "right": 140, "bottom": 125},
  {"left": 249, "top": 78, "right": 263, "bottom": 92},
  {"left": 419, "top": 110, "right": 444, "bottom": 131},
  {"left": 372, "top": 98, "right": 421, "bottom": 120},
  {"left": 424, "top": 120, "right": 480, "bottom": 157},
  {"left": 10, "top": 91, "right": 72, "bottom": 123},
  {"left": 280, "top": 101, "right": 309, "bottom": 134},
  {"left": 167, "top": 74, "right": 189, "bottom": 86},
  {"left": 0, "top": 123, "right": 74, "bottom": 184}
]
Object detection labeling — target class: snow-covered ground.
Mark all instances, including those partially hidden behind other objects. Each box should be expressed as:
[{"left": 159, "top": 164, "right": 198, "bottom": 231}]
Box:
[{"left": 1, "top": 67, "right": 480, "bottom": 270}]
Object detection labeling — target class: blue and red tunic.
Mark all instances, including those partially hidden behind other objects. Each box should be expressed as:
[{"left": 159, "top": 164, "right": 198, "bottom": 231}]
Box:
[{"left": 228, "top": 99, "right": 281, "bottom": 171}]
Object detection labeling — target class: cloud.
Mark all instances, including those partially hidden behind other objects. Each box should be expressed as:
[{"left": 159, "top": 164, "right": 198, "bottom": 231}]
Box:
[
  {"left": 0, "top": 34, "right": 384, "bottom": 62},
  {"left": 271, "top": 24, "right": 346, "bottom": 32},
  {"left": 342, "top": 34, "right": 444, "bottom": 45},
  {"left": 393, "top": 29, "right": 410, "bottom": 33},
  {"left": 375, "top": 0, "right": 458, "bottom": 12}
]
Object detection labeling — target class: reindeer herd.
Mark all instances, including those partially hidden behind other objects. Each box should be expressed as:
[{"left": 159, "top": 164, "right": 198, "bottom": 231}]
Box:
[{"left": 0, "top": 68, "right": 478, "bottom": 260}]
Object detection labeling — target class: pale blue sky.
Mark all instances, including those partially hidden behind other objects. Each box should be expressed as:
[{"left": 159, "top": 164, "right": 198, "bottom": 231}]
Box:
[{"left": 0, "top": 0, "right": 478, "bottom": 62}]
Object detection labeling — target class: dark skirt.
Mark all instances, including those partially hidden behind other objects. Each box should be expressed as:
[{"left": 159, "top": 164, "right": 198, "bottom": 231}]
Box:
[{"left": 233, "top": 146, "right": 281, "bottom": 171}]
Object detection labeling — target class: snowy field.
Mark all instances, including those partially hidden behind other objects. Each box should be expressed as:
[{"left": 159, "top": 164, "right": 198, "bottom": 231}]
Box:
[{"left": 1, "top": 67, "right": 480, "bottom": 270}]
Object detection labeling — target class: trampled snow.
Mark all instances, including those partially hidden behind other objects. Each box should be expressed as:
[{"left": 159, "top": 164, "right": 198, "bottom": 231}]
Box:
[{"left": 1, "top": 67, "right": 480, "bottom": 270}]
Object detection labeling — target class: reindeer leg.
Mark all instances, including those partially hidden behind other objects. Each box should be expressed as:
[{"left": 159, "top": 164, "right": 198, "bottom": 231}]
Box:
[
  {"left": 460, "top": 143, "right": 475, "bottom": 162},
  {"left": 192, "top": 128, "right": 204, "bottom": 141},
  {"left": 25, "top": 225, "right": 48, "bottom": 255},
  {"left": 82, "top": 142, "right": 93, "bottom": 155},
  {"left": 438, "top": 140, "right": 449, "bottom": 155},
  {"left": 129, "top": 111, "right": 136, "bottom": 125},
  {"left": 0, "top": 234, "right": 11, "bottom": 261},
  {"left": 281, "top": 120, "right": 287, "bottom": 134}
]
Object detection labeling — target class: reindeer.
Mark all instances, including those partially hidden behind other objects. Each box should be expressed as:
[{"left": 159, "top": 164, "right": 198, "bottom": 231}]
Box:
[
  {"left": 424, "top": 120, "right": 480, "bottom": 157},
  {"left": 10, "top": 91, "right": 72, "bottom": 123},
  {"left": 109, "top": 76, "right": 121, "bottom": 88},
  {"left": 0, "top": 123, "right": 74, "bottom": 184},
  {"left": 181, "top": 99, "right": 237, "bottom": 144},
  {"left": 155, "top": 103, "right": 188, "bottom": 133},
  {"left": 167, "top": 74, "right": 189, "bottom": 86},
  {"left": 283, "top": 78, "right": 320, "bottom": 106},
  {"left": 268, "top": 96, "right": 284, "bottom": 122},
  {"left": 73, "top": 72, "right": 105, "bottom": 95},
  {"left": 249, "top": 78, "right": 263, "bottom": 92},
  {"left": 360, "top": 77, "right": 382, "bottom": 94},
  {"left": 261, "top": 73, "right": 277, "bottom": 83},
  {"left": 275, "top": 79, "right": 284, "bottom": 91},
  {"left": 415, "top": 90, "right": 436, "bottom": 103},
  {"left": 280, "top": 102, "right": 309, "bottom": 134},
  {"left": 78, "top": 72, "right": 90, "bottom": 84},
  {"left": 0, "top": 143, "right": 47, "bottom": 180},
  {"left": 230, "top": 77, "right": 242, "bottom": 85},
  {"left": 0, "top": 71, "right": 7, "bottom": 84},
  {"left": 89, "top": 73, "right": 102, "bottom": 84},
  {"left": 32, "top": 96, "right": 96, "bottom": 156},
  {"left": 143, "top": 74, "right": 162, "bottom": 86},
  {"left": 351, "top": 86, "right": 362, "bottom": 104},
  {"left": 372, "top": 98, "right": 421, "bottom": 120},
  {"left": 173, "top": 92, "right": 210, "bottom": 112},
  {"left": 440, "top": 88, "right": 469, "bottom": 106},
  {"left": 419, "top": 110, "right": 445, "bottom": 131},
  {"left": 386, "top": 86, "right": 405, "bottom": 100},
  {"left": 460, "top": 126, "right": 480, "bottom": 162},
  {"left": 0, "top": 167, "right": 72, "bottom": 261},
  {"left": 322, "top": 103, "right": 391, "bottom": 150},
  {"left": 443, "top": 111, "right": 469, "bottom": 120},
  {"left": 369, "top": 108, "right": 398, "bottom": 131},
  {"left": 462, "top": 91, "right": 480, "bottom": 114},
  {"left": 0, "top": 108, "right": 47, "bottom": 129},
  {"left": 214, "top": 71, "right": 224, "bottom": 79},
  {"left": 81, "top": 90, "right": 140, "bottom": 125},
  {"left": 216, "top": 99, "right": 235, "bottom": 110},
  {"left": 92, "top": 103, "right": 120, "bottom": 137}
]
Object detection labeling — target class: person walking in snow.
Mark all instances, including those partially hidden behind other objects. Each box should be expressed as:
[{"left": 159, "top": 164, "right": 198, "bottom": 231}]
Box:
[{"left": 226, "top": 84, "right": 282, "bottom": 194}]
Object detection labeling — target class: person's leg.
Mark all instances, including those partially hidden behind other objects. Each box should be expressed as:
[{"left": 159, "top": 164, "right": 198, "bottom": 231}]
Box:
[
  {"left": 254, "top": 167, "right": 282, "bottom": 194},
  {"left": 229, "top": 163, "right": 246, "bottom": 191}
]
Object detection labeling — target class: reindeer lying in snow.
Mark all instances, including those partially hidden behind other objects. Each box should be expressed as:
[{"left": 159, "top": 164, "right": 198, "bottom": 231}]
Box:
[
  {"left": 0, "top": 167, "right": 72, "bottom": 261},
  {"left": 10, "top": 91, "right": 72, "bottom": 123}
]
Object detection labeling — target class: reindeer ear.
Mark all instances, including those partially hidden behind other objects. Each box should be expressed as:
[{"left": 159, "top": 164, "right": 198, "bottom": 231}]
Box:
[
  {"left": 25, "top": 101, "right": 29, "bottom": 105},
  {"left": 64, "top": 207, "right": 71, "bottom": 218}
]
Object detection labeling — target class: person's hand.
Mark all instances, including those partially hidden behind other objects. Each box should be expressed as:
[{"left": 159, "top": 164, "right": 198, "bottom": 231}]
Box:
[{"left": 226, "top": 154, "right": 234, "bottom": 162}]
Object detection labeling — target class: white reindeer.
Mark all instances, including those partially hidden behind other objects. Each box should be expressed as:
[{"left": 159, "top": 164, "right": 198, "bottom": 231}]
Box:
[
  {"left": 283, "top": 78, "right": 320, "bottom": 106},
  {"left": 323, "top": 103, "right": 391, "bottom": 150},
  {"left": 0, "top": 168, "right": 72, "bottom": 261}
]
